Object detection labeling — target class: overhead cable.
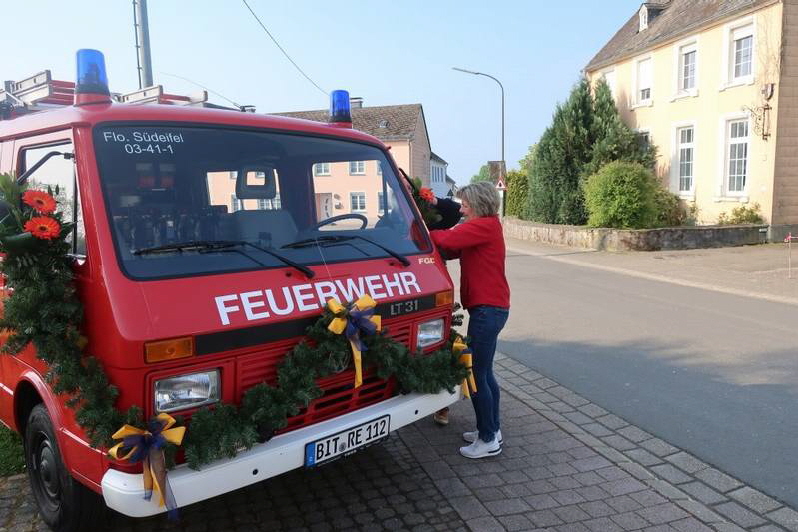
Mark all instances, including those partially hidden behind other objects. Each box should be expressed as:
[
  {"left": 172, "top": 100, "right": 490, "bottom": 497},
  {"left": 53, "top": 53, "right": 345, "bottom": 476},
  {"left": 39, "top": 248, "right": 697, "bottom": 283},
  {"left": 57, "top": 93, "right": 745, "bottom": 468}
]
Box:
[{"left": 241, "top": 0, "right": 328, "bottom": 96}]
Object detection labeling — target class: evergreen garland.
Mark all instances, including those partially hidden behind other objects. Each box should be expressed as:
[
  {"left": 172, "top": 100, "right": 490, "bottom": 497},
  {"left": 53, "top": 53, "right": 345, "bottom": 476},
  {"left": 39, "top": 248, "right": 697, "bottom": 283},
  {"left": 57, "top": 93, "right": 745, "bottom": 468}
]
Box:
[
  {"left": 0, "top": 173, "right": 468, "bottom": 470},
  {"left": 184, "top": 305, "right": 467, "bottom": 469},
  {"left": 0, "top": 174, "right": 140, "bottom": 446}
]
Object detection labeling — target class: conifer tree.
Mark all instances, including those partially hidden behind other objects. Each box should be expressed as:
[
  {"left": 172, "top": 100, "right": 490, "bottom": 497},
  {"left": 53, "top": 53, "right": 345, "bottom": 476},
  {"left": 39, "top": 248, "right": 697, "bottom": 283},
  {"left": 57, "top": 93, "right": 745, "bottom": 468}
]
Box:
[
  {"left": 526, "top": 77, "right": 659, "bottom": 225},
  {"left": 527, "top": 78, "right": 594, "bottom": 224},
  {"left": 586, "top": 78, "right": 656, "bottom": 177}
]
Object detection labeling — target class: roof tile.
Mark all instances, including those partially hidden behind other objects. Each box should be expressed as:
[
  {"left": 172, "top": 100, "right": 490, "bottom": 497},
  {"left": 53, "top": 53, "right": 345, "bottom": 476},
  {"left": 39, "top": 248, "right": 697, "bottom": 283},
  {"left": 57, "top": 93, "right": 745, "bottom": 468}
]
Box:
[
  {"left": 586, "top": 0, "right": 774, "bottom": 72},
  {"left": 273, "top": 104, "right": 422, "bottom": 140}
]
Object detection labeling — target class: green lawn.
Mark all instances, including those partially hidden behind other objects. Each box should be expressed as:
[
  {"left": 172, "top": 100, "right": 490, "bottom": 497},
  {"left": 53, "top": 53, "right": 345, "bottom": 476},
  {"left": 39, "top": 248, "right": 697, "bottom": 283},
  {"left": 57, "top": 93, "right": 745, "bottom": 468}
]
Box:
[{"left": 0, "top": 424, "right": 25, "bottom": 476}]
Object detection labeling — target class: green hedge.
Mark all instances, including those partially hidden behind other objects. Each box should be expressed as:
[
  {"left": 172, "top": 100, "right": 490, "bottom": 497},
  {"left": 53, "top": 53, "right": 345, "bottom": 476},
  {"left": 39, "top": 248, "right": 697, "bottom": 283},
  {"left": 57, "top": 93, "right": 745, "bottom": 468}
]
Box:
[{"left": 505, "top": 169, "right": 528, "bottom": 217}]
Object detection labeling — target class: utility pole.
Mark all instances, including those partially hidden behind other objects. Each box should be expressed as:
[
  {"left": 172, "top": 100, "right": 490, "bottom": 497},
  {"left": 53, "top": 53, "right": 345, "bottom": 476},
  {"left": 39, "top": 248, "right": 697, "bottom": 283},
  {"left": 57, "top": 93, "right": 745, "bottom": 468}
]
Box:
[{"left": 133, "top": 0, "right": 154, "bottom": 88}]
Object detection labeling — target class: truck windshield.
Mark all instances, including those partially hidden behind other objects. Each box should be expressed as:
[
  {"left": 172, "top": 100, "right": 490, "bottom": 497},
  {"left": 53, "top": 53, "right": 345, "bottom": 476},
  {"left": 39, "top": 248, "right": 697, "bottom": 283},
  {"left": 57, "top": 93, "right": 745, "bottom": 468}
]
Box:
[{"left": 93, "top": 124, "right": 428, "bottom": 279}]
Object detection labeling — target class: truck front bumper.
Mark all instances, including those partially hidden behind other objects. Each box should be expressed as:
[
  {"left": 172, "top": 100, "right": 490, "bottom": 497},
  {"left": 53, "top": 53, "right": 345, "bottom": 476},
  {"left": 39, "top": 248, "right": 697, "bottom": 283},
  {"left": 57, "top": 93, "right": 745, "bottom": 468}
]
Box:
[{"left": 101, "top": 387, "right": 459, "bottom": 517}]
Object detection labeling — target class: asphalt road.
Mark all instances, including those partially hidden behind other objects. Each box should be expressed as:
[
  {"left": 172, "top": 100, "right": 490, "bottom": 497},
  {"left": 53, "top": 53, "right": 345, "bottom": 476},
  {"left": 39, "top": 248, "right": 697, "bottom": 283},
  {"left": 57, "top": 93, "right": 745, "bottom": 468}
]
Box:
[{"left": 449, "top": 246, "right": 798, "bottom": 510}]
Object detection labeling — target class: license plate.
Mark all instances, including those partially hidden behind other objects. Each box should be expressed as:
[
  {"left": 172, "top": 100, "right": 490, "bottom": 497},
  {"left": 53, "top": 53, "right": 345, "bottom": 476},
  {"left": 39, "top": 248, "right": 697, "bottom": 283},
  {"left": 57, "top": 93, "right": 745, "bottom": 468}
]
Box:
[{"left": 305, "top": 415, "right": 390, "bottom": 467}]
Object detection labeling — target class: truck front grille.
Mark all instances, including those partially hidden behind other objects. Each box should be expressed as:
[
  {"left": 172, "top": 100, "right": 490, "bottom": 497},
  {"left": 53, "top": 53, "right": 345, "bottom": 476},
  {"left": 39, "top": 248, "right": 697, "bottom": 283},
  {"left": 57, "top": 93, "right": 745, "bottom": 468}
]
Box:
[{"left": 236, "top": 320, "right": 412, "bottom": 432}]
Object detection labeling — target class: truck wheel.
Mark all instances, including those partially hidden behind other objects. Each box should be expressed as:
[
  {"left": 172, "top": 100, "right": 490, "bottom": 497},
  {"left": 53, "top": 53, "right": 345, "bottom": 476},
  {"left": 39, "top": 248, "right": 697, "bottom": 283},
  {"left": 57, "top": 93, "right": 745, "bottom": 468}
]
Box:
[{"left": 24, "top": 404, "right": 104, "bottom": 532}]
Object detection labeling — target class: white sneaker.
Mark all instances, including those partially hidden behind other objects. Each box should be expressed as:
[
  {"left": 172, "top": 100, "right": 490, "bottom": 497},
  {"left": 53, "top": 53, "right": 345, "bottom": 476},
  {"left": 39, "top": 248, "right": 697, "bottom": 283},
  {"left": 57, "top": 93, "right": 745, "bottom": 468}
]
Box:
[
  {"left": 459, "top": 438, "right": 502, "bottom": 459},
  {"left": 462, "top": 429, "right": 503, "bottom": 445}
]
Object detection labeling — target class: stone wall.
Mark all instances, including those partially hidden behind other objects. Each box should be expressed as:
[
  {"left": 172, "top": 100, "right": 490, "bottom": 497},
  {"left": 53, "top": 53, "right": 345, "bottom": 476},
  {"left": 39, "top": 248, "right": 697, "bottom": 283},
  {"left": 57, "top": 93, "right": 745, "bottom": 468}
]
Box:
[{"left": 502, "top": 217, "right": 768, "bottom": 252}]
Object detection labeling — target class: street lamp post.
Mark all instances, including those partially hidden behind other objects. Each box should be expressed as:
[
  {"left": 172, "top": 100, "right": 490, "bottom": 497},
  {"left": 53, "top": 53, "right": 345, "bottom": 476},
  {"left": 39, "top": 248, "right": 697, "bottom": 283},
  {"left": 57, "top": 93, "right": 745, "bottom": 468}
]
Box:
[
  {"left": 452, "top": 67, "right": 504, "bottom": 167},
  {"left": 453, "top": 67, "right": 505, "bottom": 214}
]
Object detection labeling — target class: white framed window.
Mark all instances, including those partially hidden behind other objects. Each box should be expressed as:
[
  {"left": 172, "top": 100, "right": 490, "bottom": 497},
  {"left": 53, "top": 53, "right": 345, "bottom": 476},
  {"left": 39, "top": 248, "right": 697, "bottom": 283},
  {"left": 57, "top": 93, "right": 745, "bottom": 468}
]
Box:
[
  {"left": 350, "top": 191, "right": 366, "bottom": 212},
  {"left": 313, "top": 162, "right": 330, "bottom": 176},
  {"left": 677, "top": 126, "right": 695, "bottom": 194},
  {"left": 671, "top": 37, "right": 699, "bottom": 101},
  {"left": 377, "top": 161, "right": 382, "bottom": 175},
  {"left": 733, "top": 32, "right": 753, "bottom": 79},
  {"left": 633, "top": 56, "right": 653, "bottom": 106},
  {"left": 635, "top": 129, "right": 651, "bottom": 150},
  {"left": 378, "top": 191, "right": 385, "bottom": 214},
  {"left": 231, "top": 194, "right": 242, "bottom": 212},
  {"left": 679, "top": 44, "right": 697, "bottom": 93},
  {"left": 721, "top": 19, "right": 755, "bottom": 88},
  {"left": 639, "top": 6, "right": 648, "bottom": 32},
  {"left": 725, "top": 119, "right": 749, "bottom": 195},
  {"left": 349, "top": 161, "right": 365, "bottom": 175}
]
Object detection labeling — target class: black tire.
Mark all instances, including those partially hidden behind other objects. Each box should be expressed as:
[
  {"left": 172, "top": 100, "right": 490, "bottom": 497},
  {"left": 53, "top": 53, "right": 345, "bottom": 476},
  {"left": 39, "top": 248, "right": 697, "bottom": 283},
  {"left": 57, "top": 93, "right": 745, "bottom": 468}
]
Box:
[{"left": 24, "top": 404, "right": 105, "bottom": 532}]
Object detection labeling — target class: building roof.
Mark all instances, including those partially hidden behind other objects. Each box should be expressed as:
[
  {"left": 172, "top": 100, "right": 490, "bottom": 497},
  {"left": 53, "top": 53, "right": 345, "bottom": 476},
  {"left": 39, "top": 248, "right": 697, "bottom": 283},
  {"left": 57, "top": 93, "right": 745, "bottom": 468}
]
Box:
[
  {"left": 430, "top": 151, "right": 447, "bottom": 164},
  {"left": 273, "top": 103, "right": 423, "bottom": 141},
  {"left": 585, "top": 0, "right": 776, "bottom": 72}
]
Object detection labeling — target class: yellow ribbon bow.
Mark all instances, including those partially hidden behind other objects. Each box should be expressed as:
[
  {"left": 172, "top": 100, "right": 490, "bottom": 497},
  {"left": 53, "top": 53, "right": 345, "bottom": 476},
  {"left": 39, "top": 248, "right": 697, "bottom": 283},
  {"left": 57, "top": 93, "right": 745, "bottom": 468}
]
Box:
[
  {"left": 327, "top": 295, "right": 382, "bottom": 388},
  {"left": 108, "top": 413, "right": 186, "bottom": 517},
  {"left": 453, "top": 336, "right": 477, "bottom": 398}
]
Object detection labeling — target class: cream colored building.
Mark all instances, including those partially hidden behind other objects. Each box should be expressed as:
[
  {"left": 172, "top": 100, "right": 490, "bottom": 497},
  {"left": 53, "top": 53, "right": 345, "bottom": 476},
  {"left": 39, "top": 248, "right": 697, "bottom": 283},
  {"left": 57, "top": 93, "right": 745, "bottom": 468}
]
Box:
[{"left": 585, "top": 0, "right": 798, "bottom": 237}]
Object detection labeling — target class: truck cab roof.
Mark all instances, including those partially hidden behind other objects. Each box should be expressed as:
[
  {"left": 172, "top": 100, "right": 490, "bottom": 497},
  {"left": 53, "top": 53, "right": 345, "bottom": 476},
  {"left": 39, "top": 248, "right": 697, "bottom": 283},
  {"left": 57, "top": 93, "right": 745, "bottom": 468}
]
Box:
[{"left": 0, "top": 101, "right": 386, "bottom": 149}]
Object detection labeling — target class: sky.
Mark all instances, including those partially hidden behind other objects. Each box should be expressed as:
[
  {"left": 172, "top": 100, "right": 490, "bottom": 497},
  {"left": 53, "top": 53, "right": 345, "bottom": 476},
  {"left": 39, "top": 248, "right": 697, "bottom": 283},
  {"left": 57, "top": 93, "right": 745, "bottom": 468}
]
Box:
[{"left": 2, "top": 1, "right": 639, "bottom": 185}]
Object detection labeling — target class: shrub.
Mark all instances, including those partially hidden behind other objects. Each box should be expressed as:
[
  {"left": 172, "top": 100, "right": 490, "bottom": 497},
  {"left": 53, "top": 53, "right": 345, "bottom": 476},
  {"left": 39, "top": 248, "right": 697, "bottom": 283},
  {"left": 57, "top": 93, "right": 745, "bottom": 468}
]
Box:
[
  {"left": 717, "top": 203, "right": 764, "bottom": 225},
  {"left": 584, "top": 161, "right": 659, "bottom": 228},
  {"left": 684, "top": 202, "right": 700, "bottom": 226},
  {"left": 653, "top": 187, "right": 686, "bottom": 227}
]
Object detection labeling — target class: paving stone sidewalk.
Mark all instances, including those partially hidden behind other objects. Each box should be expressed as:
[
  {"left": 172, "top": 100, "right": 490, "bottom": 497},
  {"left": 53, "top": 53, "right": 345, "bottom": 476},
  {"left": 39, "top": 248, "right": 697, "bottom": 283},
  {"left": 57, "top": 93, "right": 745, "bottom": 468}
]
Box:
[
  {"left": 453, "top": 353, "right": 798, "bottom": 532},
  {"left": 2, "top": 354, "right": 797, "bottom": 531}
]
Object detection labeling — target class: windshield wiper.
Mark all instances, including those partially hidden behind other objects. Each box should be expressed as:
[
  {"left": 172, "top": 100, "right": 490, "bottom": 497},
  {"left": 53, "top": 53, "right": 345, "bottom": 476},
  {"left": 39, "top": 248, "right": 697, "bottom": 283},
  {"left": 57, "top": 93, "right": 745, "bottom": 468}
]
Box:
[
  {"left": 282, "top": 235, "right": 410, "bottom": 266},
  {"left": 133, "top": 240, "right": 238, "bottom": 255},
  {"left": 133, "top": 240, "right": 315, "bottom": 278}
]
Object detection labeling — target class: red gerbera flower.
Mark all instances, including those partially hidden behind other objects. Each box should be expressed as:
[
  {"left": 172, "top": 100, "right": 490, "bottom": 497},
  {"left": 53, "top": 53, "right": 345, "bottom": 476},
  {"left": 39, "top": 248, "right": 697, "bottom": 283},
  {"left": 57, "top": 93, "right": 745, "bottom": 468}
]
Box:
[
  {"left": 419, "top": 187, "right": 435, "bottom": 202},
  {"left": 22, "top": 189, "right": 57, "bottom": 214},
  {"left": 24, "top": 216, "right": 61, "bottom": 240}
]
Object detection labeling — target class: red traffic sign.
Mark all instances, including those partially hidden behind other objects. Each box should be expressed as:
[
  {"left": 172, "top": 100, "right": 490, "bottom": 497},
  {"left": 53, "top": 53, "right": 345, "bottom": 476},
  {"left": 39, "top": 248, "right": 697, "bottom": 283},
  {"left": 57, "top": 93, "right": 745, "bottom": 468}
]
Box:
[{"left": 495, "top": 178, "right": 506, "bottom": 191}]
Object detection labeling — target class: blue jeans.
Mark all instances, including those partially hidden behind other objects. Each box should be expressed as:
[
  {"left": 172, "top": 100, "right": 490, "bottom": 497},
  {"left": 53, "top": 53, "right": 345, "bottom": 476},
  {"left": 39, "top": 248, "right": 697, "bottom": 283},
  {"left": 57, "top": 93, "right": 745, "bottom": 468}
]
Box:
[{"left": 467, "top": 305, "right": 509, "bottom": 443}]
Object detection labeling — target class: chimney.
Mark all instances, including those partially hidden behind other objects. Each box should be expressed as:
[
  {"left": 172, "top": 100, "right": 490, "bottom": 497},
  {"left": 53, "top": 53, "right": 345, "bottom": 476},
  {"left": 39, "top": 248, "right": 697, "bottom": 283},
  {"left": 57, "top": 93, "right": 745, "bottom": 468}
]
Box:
[{"left": 350, "top": 96, "right": 363, "bottom": 108}]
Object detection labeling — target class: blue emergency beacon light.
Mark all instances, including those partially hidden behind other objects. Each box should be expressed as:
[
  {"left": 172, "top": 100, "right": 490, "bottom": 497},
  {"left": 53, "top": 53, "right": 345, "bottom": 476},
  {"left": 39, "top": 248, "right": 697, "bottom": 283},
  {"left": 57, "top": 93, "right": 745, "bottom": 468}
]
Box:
[
  {"left": 75, "top": 49, "right": 110, "bottom": 95},
  {"left": 329, "top": 89, "right": 352, "bottom": 124}
]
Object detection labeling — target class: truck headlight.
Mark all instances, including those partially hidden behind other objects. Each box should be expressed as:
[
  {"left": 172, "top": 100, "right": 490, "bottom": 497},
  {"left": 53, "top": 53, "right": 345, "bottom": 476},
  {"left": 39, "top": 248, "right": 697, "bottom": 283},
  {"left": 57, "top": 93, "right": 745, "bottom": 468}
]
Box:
[
  {"left": 416, "top": 318, "right": 444, "bottom": 349},
  {"left": 155, "top": 370, "right": 220, "bottom": 413}
]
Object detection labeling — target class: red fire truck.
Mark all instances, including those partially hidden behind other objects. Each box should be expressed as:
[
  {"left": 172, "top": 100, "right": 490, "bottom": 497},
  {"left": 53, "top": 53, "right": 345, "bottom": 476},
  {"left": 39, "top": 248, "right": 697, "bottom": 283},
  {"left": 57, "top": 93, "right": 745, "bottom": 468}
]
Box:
[{"left": 0, "top": 50, "right": 458, "bottom": 530}]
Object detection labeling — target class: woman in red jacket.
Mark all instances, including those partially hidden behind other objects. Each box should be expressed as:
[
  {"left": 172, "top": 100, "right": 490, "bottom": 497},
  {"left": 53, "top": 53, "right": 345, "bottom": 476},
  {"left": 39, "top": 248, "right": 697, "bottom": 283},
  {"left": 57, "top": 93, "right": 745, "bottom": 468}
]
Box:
[{"left": 430, "top": 181, "right": 510, "bottom": 459}]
